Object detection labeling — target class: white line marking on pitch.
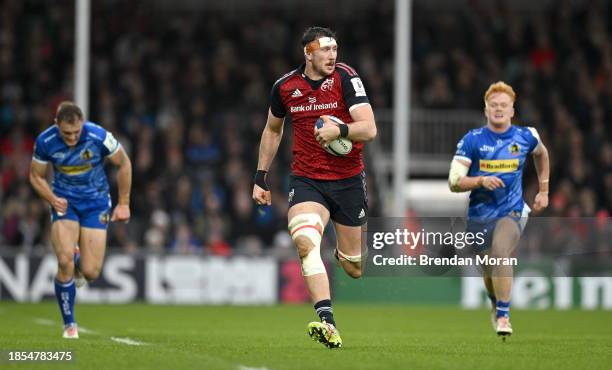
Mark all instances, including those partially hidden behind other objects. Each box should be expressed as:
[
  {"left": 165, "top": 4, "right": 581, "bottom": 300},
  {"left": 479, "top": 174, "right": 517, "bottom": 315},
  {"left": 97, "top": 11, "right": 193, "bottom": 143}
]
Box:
[
  {"left": 78, "top": 326, "right": 97, "bottom": 334},
  {"left": 111, "top": 337, "right": 148, "bottom": 346},
  {"left": 34, "top": 318, "right": 57, "bottom": 326},
  {"left": 34, "top": 318, "right": 96, "bottom": 334},
  {"left": 33, "top": 316, "right": 148, "bottom": 346},
  {"left": 238, "top": 366, "right": 270, "bottom": 370}
]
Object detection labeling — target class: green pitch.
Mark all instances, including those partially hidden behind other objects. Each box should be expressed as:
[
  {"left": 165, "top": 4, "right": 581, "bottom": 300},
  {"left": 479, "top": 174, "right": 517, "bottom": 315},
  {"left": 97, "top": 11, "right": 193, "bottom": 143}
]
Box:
[{"left": 0, "top": 303, "right": 610, "bottom": 370}]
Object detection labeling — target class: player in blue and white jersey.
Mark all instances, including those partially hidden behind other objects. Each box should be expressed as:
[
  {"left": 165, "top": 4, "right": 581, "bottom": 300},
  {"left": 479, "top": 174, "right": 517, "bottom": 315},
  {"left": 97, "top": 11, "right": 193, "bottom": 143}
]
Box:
[
  {"left": 29, "top": 102, "right": 132, "bottom": 339},
  {"left": 448, "top": 82, "right": 550, "bottom": 338}
]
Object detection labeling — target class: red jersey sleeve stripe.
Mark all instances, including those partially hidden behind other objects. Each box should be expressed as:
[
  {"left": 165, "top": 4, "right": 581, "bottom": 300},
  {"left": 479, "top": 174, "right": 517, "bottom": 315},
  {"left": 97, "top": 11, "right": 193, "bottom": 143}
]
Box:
[
  {"left": 336, "top": 62, "right": 357, "bottom": 76},
  {"left": 337, "top": 62, "right": 357, "bottom": 74}
]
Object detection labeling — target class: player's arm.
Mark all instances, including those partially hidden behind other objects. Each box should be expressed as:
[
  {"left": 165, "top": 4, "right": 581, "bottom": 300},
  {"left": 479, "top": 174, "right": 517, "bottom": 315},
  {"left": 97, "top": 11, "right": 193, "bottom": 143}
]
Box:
[
  {"left": 531, "top": 140, "right": 550, "bottom": 212},
  {"left": 29, "top": 160, "right": 68, "bottom": 213},
  {"left": 449, "top": 133, "right": 504, "bottom": 193},
  {"left": 257, "top": 109, "right": 284, "bottom": 173},
  {"left": 318, "top": 103, "right": 377, "bottom": 144},
  {"left": 346, "top": 103, "right": 377, "bottom": 142},
  {"left": 107, "top": 146, "right": 132, "bottom": 222},
  {"left": 253, "top": 109, "right": 284, "bottom": 205},
  {"left": 448, "top": 160, "right": 505, "bottom": 192},
  {"left": 318, "top": 68, "right": 376, "bottom": 144}
]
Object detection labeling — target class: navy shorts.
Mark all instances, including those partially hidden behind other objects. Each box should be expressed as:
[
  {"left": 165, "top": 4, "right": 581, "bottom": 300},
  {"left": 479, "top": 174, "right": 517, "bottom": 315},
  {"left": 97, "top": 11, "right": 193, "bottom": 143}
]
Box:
[
  {"left": 466, "top": 209, "right": 529, "bottom": 252},
  {"left": 51, "top": 195, "right": 112, "bottom": 229},
  {"left": 288, "top": 172, "right": 368, "bottom": 227}
]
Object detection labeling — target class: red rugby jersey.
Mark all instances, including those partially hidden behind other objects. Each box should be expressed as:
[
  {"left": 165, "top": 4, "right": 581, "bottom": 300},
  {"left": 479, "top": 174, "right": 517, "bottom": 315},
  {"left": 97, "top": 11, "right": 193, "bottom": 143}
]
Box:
[{"left": 269, "top": 63, "right": 370, "bottom": 180}]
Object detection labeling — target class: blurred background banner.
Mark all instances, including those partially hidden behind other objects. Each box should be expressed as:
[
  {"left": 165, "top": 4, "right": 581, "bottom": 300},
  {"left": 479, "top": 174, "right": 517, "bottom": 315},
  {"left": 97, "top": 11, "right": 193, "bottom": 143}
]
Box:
[
  {"left": 336, "top": 274, "right": 612, "bottom": 310},
  {"left": 0, "top": 0, "right": 609, "bottom": 307},
  {"left": 1, "top": 254, "right": 611, "bottom": 309},
  {"left": 0, "top": 254, "right": 278, "bottom": 304}
]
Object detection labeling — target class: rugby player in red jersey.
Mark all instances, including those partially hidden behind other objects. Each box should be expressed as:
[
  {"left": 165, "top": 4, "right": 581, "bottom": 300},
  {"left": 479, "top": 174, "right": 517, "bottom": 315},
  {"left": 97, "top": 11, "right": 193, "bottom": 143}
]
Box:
[{"left": 253, "top": 26, "right": 377, "bottom": 348}]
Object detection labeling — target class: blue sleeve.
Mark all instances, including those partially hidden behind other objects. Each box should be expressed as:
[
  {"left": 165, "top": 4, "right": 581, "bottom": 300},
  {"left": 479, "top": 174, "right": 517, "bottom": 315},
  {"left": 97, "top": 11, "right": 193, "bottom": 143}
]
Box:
[
  {"left": 90, "top": 124, "right": 120, "bottom": 157},
  {"left": 453, "top": 132, "right": 477, "bottom": 163},
  {"left": 102, "top": 130, "right": 121, "bottom": 157},
  {"left": 525, "top": 127, "right": 541, "bottom": 153},
  {"left": 32, "top": 136, "right": 50, "bottom": 163}
]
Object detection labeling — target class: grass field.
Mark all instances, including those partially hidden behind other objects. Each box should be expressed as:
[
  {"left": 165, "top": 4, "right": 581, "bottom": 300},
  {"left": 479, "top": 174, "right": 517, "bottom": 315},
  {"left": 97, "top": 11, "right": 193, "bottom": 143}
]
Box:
[{"left": 0, "top": 303, "right": 610, "bottom": 370}]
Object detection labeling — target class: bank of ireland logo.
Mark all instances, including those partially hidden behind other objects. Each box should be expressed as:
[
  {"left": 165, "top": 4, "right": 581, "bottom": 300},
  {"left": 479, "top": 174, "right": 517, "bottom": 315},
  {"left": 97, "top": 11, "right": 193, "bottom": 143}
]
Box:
[
  {"left": 308, "top": 96, "right": 317, "bottom": 103},
  {"left": 321, "top": 77, "right": 334, "bottom": 91}
]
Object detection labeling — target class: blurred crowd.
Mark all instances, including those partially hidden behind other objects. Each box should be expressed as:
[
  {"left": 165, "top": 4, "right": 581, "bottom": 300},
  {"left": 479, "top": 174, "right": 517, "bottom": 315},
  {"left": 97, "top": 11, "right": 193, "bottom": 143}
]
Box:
[
  {"left": 411, "top": 0, "right": 611, "bottom": 222},
  {"left": 0, "top": 0, "right": 609, "bottom": 254}
]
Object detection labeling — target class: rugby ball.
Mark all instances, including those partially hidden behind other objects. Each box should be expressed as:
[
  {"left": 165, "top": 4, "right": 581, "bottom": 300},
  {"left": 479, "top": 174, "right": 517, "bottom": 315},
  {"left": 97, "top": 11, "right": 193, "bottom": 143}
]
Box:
[{"left": 314, "top": 116, "right": 353, "bottom": 156}]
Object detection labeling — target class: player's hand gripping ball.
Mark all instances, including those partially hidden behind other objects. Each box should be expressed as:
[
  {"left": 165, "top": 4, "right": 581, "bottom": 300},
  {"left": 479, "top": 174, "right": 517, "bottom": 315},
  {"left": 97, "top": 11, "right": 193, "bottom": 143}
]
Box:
[{"left": 314, "top": 116, "right": 353, "bottom": 156}]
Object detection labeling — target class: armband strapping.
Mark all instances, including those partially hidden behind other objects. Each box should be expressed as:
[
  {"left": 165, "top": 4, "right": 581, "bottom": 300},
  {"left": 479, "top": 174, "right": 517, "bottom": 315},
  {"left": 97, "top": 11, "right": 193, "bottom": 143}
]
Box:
[
  {"left": 254, "top": 170, "right": 269, "bottom": 191},
  {"left": 339, "top": 124, "right": 349, "bottom": 138}
]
